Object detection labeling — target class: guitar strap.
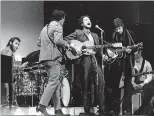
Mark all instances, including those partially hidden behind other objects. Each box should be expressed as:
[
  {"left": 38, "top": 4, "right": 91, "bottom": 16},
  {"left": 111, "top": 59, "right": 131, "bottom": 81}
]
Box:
[
  {"left": 126, "top": 29, "right": 135, "bottom": 45},
  {"left": 46, "top": 24, "right": 56, "bottom": 46},
  {"left": 46, "top": 24, "right": 64, "bottom": 61},
  {"left": 139, "top": 59, "right": 145, "bottom": 73}
]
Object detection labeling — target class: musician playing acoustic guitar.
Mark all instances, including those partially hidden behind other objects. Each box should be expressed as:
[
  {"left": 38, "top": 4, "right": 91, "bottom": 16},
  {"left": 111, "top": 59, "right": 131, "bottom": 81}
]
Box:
[
  {"left": 122, "top": 49, "right": 153, "bottom": 114},
  {"left": 64, "top": 15, "right": 106, "bottom": 116}
]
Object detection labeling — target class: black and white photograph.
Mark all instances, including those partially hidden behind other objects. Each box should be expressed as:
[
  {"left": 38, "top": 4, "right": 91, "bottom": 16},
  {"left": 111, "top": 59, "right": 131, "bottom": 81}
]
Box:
[{"left": 1, "top": 0, "right": 154, "bottom": 116}]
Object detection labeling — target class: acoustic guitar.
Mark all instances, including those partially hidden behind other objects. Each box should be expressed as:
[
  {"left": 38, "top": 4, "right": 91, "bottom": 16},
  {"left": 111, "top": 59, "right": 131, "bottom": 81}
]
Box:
[{"left": 66, "top": 40, "right": 122, "bottom": 60}]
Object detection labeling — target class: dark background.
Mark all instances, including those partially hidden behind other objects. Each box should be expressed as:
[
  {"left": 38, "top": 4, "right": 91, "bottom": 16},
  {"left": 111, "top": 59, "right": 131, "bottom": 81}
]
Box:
[{"left": 44, "top": 1, "right": 154, "bottom": 68}]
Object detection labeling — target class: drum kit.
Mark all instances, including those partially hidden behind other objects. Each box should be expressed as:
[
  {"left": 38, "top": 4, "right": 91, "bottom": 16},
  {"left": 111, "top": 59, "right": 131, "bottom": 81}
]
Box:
[{"left": 13, "top": 62, "right": 71, "bottom": 107}]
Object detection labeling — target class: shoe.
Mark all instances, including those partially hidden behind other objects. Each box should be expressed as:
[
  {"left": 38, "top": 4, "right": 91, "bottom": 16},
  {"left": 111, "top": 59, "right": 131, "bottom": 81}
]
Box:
[
  {"left": 109, "top": 111, "right": 114, "bottom": 115},
  {"left": 109, "top": 110, "right": 117, "bottom": 116},
  {"left": 134, "top": 110, "right": 140, "bottom": 115},
  {"left": 36, "top": 105, "right": 52, "bottom": 116},
  {"left": 55, "top": 109, "right": 65, "bottom": 116},
  {"left": 123, "top": 110, "right": 131, "bottom": 115}
]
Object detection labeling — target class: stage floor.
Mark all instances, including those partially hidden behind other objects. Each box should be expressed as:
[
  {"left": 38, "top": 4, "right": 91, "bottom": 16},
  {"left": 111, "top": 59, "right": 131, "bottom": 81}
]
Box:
[
  {"left": 0, "top": 106, "right": 98, "bottom": 116},
  {"left": 0, "top": 106, "right": 146, "bottom": 116}
]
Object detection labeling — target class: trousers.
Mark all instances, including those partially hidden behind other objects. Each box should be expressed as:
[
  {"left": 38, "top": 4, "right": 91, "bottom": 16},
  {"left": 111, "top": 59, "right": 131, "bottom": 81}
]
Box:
[
  {"left": 39, "top": 60, "right": 62, "bottom": 110},
  {"left": 135, "top": 81, "right": 154, "bottom": 115},
  {"left": 76, "top": 55, "right": 105, "bottom": 114}
]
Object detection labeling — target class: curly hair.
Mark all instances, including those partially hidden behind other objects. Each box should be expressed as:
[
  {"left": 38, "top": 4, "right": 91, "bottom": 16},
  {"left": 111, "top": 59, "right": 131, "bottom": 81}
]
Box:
[{"left": 78, "top": 15, "right": 91, "bottom": 26}]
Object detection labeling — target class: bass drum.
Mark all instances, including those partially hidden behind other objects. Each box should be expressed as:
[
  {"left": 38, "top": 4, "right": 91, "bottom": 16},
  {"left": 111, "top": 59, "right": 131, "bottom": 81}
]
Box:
[
  {"left": 46, "top": 65, "right": 71, "bottom": 107},
  {"left": 60, "top": 77, "right": 71, "bottom": 107}
]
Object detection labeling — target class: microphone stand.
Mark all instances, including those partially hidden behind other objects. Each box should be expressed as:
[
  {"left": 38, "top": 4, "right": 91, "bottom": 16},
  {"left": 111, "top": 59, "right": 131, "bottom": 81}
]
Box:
[
  {"left": 101, "top": 31, "right": 104, "bottom": 70},
  {"left": 101, "top": 30, "right": 106, "bottom": 115},
  {"left": 101, "top": 31, "right": 104, "bottom": 68},
  {"left": 96, "top": 30, "right": 105, "bottom": 114}
]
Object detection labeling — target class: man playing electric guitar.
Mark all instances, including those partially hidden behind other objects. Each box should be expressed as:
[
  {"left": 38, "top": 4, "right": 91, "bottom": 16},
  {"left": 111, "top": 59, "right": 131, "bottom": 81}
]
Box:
[
  {"left": 105, "top": 18, "right": 138, "bottom": 115},
  {"left": 122, "top": 49, "right": 153, "bottom": 114},
  {"left": 64, "top": 15, "right": 106, "bottom": 116}
]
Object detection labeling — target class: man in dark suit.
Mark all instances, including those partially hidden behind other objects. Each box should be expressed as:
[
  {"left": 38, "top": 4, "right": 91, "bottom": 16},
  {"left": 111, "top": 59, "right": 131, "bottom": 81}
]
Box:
[
  {"left": 64, "top": 15, "right": 106, "bottom": 116},
  {"left": 105, "top": 18, "right": 137, "bottom": 115},
  {"left": 36, "top": 9, "right": 69, "bottom": 116}
]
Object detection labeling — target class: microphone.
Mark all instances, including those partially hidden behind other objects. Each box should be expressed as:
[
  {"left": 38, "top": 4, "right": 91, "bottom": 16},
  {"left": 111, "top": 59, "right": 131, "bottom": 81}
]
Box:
[{"left": 95, "top": 25, "right": 104, "bottom": 32}]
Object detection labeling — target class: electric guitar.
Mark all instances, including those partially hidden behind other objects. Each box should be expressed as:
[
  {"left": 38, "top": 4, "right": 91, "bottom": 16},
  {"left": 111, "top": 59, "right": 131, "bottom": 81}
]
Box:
[
  {"left": 66, "top": 40, "right": 122, "bottom": 60},
  {"left": 105, "top": 42, "right": 143, "bottom": 64}
]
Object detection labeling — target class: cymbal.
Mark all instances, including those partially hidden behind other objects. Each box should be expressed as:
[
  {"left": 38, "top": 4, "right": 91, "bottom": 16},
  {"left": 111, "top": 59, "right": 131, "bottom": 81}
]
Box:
[
  {"left": 23, "top": 65, "right": 46, "bottom": 72},
  {"left": 23, "top": 67, "right": 32, "bottom": 72},
  {"left": 31, "top": 60, "right": 47, "bottom": 65}
]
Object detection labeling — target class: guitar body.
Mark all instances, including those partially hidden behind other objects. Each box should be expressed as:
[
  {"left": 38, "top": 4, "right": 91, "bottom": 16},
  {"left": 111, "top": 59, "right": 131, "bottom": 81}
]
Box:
[
  {"left": 134, "top": 69, "right": 145, "bottom": 84},
  {"left": 66, "top": 50, "right": 81, "bottom": 60},
  {"left": 105, "top": 48, "right": 124, "bottom": 64},
  {"left": 66, "top": 40, "right": 96, "bottom": 60}
]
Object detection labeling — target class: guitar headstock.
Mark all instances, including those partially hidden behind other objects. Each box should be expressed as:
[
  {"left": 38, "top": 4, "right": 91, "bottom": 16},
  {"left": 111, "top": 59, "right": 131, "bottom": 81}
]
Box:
[{"left": 136, "top": 42, "right": 143, "bottom": 50}]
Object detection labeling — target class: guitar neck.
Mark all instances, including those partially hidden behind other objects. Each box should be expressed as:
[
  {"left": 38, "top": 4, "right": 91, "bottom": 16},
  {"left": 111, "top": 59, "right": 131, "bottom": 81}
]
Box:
[
  {"left": 86, "top": 45, "right": 102, "bottom": 49},
  {"left": 133, "top": 71, "right": 153, "bottom": 77},
  {"left": 116, "top": 45, "right": 138, "bottom": 52},
  {"left": 86, "top": 44, "right": 114, "bottom": 49}
]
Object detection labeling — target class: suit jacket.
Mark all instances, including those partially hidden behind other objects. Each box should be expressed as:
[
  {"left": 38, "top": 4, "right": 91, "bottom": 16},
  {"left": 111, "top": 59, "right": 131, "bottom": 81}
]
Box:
[
  {"left": 112, "top": 28, "right": 137, "bottom": 82},
  {"left": 64, "top": 29, "right": 102, "bottom": 65},
  {"left": 37, "top": 21, "right": 68, "bottom": 62}
]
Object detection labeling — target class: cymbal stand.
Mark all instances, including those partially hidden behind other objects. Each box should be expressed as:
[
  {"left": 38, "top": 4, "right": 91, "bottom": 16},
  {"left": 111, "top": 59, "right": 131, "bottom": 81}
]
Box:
[
  {"left": 29, "top": 68, "right": 34, "bottom": 107},
  {"left": 31, "top": 68, "right": 38, "bottom": 107},
  {"left": 31, "top": 76, "right": 34, "bottom": 107},
  {"left": 37, "top": 66, "right": 43, "bottom": 100}
]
